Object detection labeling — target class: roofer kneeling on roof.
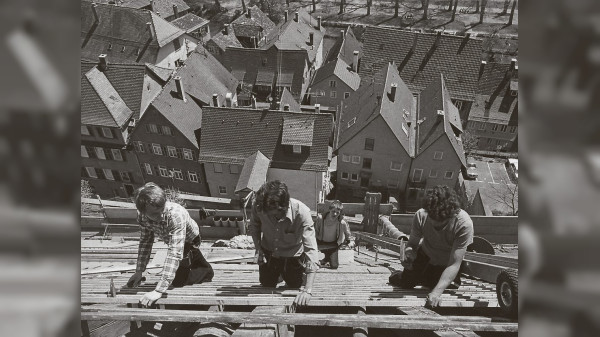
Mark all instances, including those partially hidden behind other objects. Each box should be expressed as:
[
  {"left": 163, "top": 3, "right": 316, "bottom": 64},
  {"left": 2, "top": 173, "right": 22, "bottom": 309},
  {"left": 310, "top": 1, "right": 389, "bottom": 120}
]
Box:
[
  {"left": 127, "top": 182, "right": 214, "bottom": 307},
  {"left": 249, "top": 180, "right": 319, "bottom": 306},
  {"left": 389, "top": 185, "right": 474, "bottom": 308}
]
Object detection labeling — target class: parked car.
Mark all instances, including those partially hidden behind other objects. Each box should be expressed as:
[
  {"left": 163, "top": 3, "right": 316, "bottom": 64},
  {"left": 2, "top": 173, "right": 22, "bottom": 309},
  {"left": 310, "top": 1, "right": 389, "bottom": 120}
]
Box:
[{"left": 465, "top": 161, "right": 478, "bottom": 179}]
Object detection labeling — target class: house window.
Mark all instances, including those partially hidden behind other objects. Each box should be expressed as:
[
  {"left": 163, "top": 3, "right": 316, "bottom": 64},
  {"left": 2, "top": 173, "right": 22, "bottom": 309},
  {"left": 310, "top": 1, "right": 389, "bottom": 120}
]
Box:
[
  {"left": 293, "top": 145, "right": 302, "bottom": 154},
  {"left": 219, "top": 186, "right": 227, "bottom": 194},
  {"left": 351, "top": 155, "right": 360, "bottom": 164},
  {"left": 360, "top": 177, "right": 370, "bottom": 187},
  {"left": 230, "top": 165, "right": 239, "bottom": 174},
  {"left": 172, "top": 169, "right": 183, "bottom": 180},
  {"left": 330, "top": 91, "right": 337, "bottom": 98},
  {"left": 509, "top": 126, "right": 517, "bottom": 133},
  {"left": 135, "top": 141, "right": 145, "bottom": 153},
  {"left": 362, "top": 158, "right": 372, "bottom": 170},
  {"left": 147, "top": 124, "right": 159, "bottom": 134},
  {"left": 214, "top": 163, "right": 223, "bottom": 173},
  {"left": 445, "top": 171, "right": 454, "bottom": 179},
  {"left": 433, "top": 151, "right": 443, "bottom": 160},
  {"left": 152, "top": 143, "right": 163, "bottom": 155},
  {"left": 262, "top": 58, "right": 267, "bottom": 65},
  {"left": 103, "top": 169, "right": 115, "bottom": 181},
  {"left": 429, "top": 169, "right": 438, "bottom": 178},
  {"left": 451, "top": 99, "right": 463, "bottom": 110},
  {"left": 81, "top": 145, "right": 89, "bottom": 158},
  {"left": 158, "top": 166, "right": 168, "bottom": 177},
  {"left": 101, "top": 127, "right": 113, "bottom": 138},
  {"left": 144, "top": 163, "right": 152, "bottom": 175},
  {"left": 173, "top": 38, "right": 181, "bottom": 51},
  {"left": 85, "top": 167, "right": 97, "bottom": 178},
  {"left": 412, "top": 168, "right": 423, "bottom": 182},
  {"left": 120, "top": 171, "right": 131, "bottom": 182},
  {"left": 81, "top": 125, "right": 90, "bottom": 135},
  {"left": 95, "top": 147, "right": 106, "bottom": 160},
  {"left": 402, "top": 123, "right": 408, "bottom": 136},
  {"left": 390, "top": 161, "right": 403, "bottom": 171},
  {"left": 347, "top": 118, "right": 357, "bottom": 128},
  {"left": 162, "top": 126, "right": 172, "bottom": 136},
  {"left": 364, "top": 138, "right": 375, "bottom": 151},
  {"left": 492, "top": 124, "right": 498, "bottom": 131},
  {"left": 188, "top": 171, "right": 199, "bottom": 183},
  {"left": 183, "top": 148, "right": 193, "bottom": 160},
  {"left": 487, "top": 138, "right": 493, "bottom": 145},
  {"left": 344, "top": 92, "right": 350, "bottom": 99},
  {"left": 500, "top": 125, "right": 508, "bottom": 132},
  {"left": 329, "top": 80, "right": 336, "bottom": 88},
  {"left": 479, "top": 122, "right": 485, "bottom": 130},
  {"left": 167, "top": 146, "right": 177, "bottom": 157},
  {"left": 111, "top": 149, "right": 123, "bottom": 161},
  {"left": 342, "top": 154, "right": 351, "bottom": 162},
  {"left": 350, "top": 173, "right": 358, "bottom": 181},
  {"left": 387, "top": 180, "right": 398, "bottom": 188},
  {"left": 341, "top": 172, "right": 349, "bottom": 180}
]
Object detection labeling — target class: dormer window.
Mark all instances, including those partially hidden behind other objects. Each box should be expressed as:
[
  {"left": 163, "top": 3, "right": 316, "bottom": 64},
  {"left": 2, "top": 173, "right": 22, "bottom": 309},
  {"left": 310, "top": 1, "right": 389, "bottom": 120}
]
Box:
[
  {"left": 292, "top": 145, "right": 302, "bottom": 154},
  {"left": 347, "top": 117, "right": 356, "bottom": 128}
]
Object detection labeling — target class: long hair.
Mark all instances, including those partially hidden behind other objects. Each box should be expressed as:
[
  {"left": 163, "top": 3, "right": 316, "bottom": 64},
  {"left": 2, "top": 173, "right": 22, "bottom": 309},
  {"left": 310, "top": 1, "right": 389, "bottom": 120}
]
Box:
[
  {"left": 134, "top": 182, "right": 166, "bottom": 212},
  {"left": 422, "top": 185, "right": 461, "bottom": 221},
  {"left": 254, "top": 180, "right": 290, "bottom": 213},
  {"left": 322, "top": 200, "right": 344, "bottom": 222}
]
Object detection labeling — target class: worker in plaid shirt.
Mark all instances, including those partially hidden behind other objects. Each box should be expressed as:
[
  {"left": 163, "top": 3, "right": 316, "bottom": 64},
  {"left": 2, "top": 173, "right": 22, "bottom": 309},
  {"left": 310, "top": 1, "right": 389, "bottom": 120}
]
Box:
[{"left": 127, "top": 183, "right": 214, "bottom": 307}]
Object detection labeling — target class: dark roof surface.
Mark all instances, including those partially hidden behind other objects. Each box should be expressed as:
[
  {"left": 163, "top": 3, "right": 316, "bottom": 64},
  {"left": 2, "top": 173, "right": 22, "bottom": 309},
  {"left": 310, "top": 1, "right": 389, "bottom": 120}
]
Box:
[
  {"left": 231, "top": 6, "right": 276, "bottom": 38},
  {"left": 469, "top": 62, "right": 518, "bottom": 124},
  {"left": 312, "top": 58, "right": 360, "bottom": 91},
  {"left": 171, "top": 13, "right": 209, "bottom": 33},
  {"left": 121, "top": 0, "right": 190, "bottom": 20}
]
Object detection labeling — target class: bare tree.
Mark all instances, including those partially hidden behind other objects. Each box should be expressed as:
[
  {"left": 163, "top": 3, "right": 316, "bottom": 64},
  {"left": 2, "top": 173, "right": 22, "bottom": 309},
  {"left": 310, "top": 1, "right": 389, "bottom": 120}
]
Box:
[
  {"left": 501, "top": 0, "right": 510, "bottom": 14},
  {"left": 461, "top": 130, "right": 480, "bottom": 154},
  {"left": 81, "top": 180, "right": 94, "bottom": 215},
  {"left": 422, "top": 0, "right": 430, "bottom": 19},
  {"left": 448, "top": 0, "right": 453, "bottom": 11},
  {"left": 339, "top": 0, "right": 345, "bottom": 14},
  {"left": 508, "top": 0, "right": 517, "bottom": 25},
  {"left": 479, "top": 0, "right": 487, "bottom": 24},
  {"left": 488, "top": 181, "right": 518, "bottom": 216},
  {"left": 475, "top": 0, "right": 479, "bottom": 13},
  {"left": 451, "top": 0, "right": 458, "bottom": 21},
  {"left": 312, "top": 0, "right": 316, "bottom": 13},
  {"left": 394, "top": 0, "right": 400, "bottom": 17},
  {"left": 367, "top": 0, "right": 372, "bottom": 16}
]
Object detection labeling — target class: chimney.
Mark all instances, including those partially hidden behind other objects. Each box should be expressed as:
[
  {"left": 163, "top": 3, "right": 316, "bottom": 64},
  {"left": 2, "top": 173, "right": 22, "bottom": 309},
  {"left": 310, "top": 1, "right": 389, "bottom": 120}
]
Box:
[
  {"left": 510, "top": 58, "right": 518, "bottom": 75},
  {"left": 98, "top": 54, "right": 108, "bottom": 71},
  {"left": 147, "top": 22, "right": 155, "bottom": 40},
  {"left": 92, "top": 3, "right": 99, "bottom": 23},
  {"left": 294, "top": 11, "right": 299, "bottom": 22},
  {"left": 284, "top": 104, "right": 290, "bottom": 111},
  {"left": 224, "top": 24, "right": 230, "bottom": 35},
  {"left": 479, "top": 60, "right": 487, "bottom": 80},
  {"left": 247, "top": 8, "right": 251, "bottom": 18},
  {"left": 150, "top": 0, "right": 155, "bottom": 11},
  {"left": 309, "top": 32, "right": 314, "bottom": 46},
  {"left": 390, "top": 83, "right": 397, "bottom": 102},
  {"left": 314, "top": 104, "right": 320, "bottom": 113},
  {"left": 174, "top": 76, "right": 186, "bottom": 102},
  {"left": 212, "top": 94, "right": 219, "bottom": 107},
  {"left": 284, "top": 11, "right": 288, "bottom": 22},
  {"left": 317, "top": 16, "right": 322, "bottom": 30},
  {"left": 251, "top": 96, "right": 257, "bottom": 109},
  {"left": 172, "top": 4, "right": 179, "bottom": 19},
  {"left": 225, "top": 93, "right": 233, "bottom": 107},
  {"left": 376, "top": 95, "right": 382, "bottom": 105},
  {"left": 340, "top": 29, "right": 345, "bottom": 38},
  {"left": 252, "top": 36, "right": 257, "bottom": 48},
  {"left": 437, "top": 110, "right": 445, "bottom": 118},
  {"left": 434, "top": 31, "right": 442, "bottom": 48},
  {"left": 352, "top": 51, "right": 359, "bottom": 72}
]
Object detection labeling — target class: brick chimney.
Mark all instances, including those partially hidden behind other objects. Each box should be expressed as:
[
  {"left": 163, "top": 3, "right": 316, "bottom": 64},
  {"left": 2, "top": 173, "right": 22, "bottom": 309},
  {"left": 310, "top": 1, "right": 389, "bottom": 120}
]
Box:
[
  {"left": 309, "top": 32, "right": 314, "bottom": 46},
  {"left": 174, "top": 76, "right": 186, "bottom": 102},
  {"left": 284, "top": 11, "right": 288, "bottom": 22},
  {"left": 212, "top": 94, "right": 219, "bottom": 107},
  {"left": 224, "top": 24, "right": 229, "bottom": 35},
  {"left": 98, "top": 54, "right": 108, "bottom": 71},
  {"left": 314, "top": 104, "right": 320, "bottom": 113},
  {"left": 479, "top": 60, "right": 487, "bottom": 80},
  {"left": 173, "top": 4, "right": 179, "bottom": 19},
  {"left": 225, "top": 93, "right": 233, "bottom": 107},
  {"left": 147, "top": 22, "right": 155, "bottom": 40},
  {"left": 251, "top": 96, "right": 257, "bottom": 109},
  {"left": 284, "top": 104, "right": 290, "bottom": 111},
  {"left": 92, "top": 3, "right": 99, "bottom": 23},
  {"left": 317, "top": 16, "right": 322, "bottom": 30},
  {"left": 247, "top": 8, "right": 251, "bottom": 18},
  {"left": 294, "top": 11, "right": 299, "bottom": 22},
  {"left": 352, "top": 51, "right": 359, "bottom": 72},
  {"left": 390, "top": 83, "right": 397, "bottom": 102}
]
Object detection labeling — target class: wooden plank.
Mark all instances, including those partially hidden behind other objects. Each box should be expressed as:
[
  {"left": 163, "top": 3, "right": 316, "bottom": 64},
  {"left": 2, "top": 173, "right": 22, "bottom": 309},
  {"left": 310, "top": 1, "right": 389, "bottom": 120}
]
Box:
[
  {"left": 232, "top": 306, "right": 291, "bottom": 337},
  {"left": 398, "top": 307, "right": 481, "bottom": 337},
  {"left": 353, "top": 306, "right": 368, "bottom": 337},
  {"left": 81, "top": 198, "right": 135, "bottom": 208},
  {"left": 80, "top": 308, "right": 518, "bottom": 332},
  {"left": 363, "top": 193, "right": 383, "bottom": 233}
]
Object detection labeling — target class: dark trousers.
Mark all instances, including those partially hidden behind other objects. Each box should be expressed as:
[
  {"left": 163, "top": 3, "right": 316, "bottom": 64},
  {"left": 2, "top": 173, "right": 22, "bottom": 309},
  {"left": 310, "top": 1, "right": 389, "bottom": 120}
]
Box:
[
  {"left": 172, "top": 236, "right": 214, "bottom": 288},
  {"left": 389, "top": 247, "right": 461, "bottom": 289},
  {"left": 259, "top": 249, "right": 304, "bottom": 288},
  {"left": 317, "top": 240, "right": 340, "bottom": 269}
]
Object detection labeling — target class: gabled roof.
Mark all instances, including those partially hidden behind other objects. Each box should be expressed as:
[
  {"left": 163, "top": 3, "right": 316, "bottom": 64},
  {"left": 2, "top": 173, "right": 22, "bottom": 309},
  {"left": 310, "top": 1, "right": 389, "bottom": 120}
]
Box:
[
  {"left": 326, "top": 27, "right": 363, "bottom": 67},
  {"left": 121, "top": 0, "right": 190, "bottom": 20},
  {"left": 262, "top": 9, "right": 325, "bottom": 63},
  {"left": 359, "top": 27, "right": 482, "bottom": 101},
  {"left": 171, "top": 13, "right": 209, "bottom": 33},
  {"left": 312, "top": 58, "right": 361, "bottom": 91},
  {"left": 231, "top": 6, "right": 276, "bottom": 38},
  {"left": 209, "top": 28, "right": 243, "bottom": 50},
  {"left": 199, "top": 107, "right": 333, "bottom": 171},
  {"left": 469, "top": 62, "right": 518, "bottom": 125},
  {"left": 337, "top": 63, "right": 414, "bottom": 154},
  {"left": 147, "top": 50, "right": 239, "bottom": 147},
  {"left": 81, "top": 61, "right": 148, "bottom": 126},
  {"left": 417, "top": 74, "right": 466, "bottom": 166},
  {"left": 81, "top": 1, "right": 185, "bottom": 63},
  {"left": 235, "top": 151, "right": 271, "bottom": 193},
  {"left": 279, "top": 88, "right": 302, "bottom": 112},
  {"left": 145, "top": 63, "right": 174, "bottom": 83}
]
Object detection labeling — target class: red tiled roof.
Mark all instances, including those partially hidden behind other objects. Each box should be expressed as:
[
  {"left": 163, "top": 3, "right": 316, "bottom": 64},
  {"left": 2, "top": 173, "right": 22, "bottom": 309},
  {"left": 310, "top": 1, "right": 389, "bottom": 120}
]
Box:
[
  {"left": 359, "top": 27, "right": 482, "bottom": 101},
  {"left": 235, "top": 151, "right": 271, "bottom": 193},
  {"left": 199, "top": 107, "right": 333, "bottom": 171}
]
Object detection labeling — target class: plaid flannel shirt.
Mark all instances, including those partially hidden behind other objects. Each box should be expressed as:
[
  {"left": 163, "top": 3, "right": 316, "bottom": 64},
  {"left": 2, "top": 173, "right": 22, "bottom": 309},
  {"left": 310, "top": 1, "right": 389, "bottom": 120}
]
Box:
[{"left": 136, "top": 202, "right": 200, "bottom": 293}]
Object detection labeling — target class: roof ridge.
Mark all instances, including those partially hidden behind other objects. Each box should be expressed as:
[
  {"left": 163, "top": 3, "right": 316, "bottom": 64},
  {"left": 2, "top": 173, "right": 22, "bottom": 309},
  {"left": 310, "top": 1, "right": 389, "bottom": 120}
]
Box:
[
  {"left": 85, "top": 67, "right": 133, "bottom": 127},
  {"left": 146, "top": 64, "right": 186, "bottom": 109}
]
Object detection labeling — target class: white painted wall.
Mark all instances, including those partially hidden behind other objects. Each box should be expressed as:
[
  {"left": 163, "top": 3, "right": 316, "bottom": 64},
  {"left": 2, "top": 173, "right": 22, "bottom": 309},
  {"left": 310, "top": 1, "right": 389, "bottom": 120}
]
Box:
[{"left": 156, "top": 37, "right": 188, "bottom": 69}]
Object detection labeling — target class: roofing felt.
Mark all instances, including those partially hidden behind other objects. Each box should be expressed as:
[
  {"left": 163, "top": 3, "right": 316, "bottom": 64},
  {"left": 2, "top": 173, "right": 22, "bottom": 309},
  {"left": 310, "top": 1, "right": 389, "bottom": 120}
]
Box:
[
  {"left": 81, "top": 1, "right": 185, "bottom": 64},
  {"left": 199, "top": 107, "right": 333, "bottom": 171},
  {"left": 312, "top": 58, "right": 361, "bottom": 91},
  {"left": 359, "top": 27, "right": 482, "bottom": 101},
  {"left": 235, "top": 150, "right": 271, "bottom": 193},
  {"left": 171, "top": 13, "right": 209, "bottom": 33}
]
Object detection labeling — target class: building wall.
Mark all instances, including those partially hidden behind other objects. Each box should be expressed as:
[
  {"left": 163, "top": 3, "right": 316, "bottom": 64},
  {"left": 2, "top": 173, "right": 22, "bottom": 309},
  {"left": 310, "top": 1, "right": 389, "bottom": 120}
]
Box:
[
  {"left": 203, "top": 162, "right": 242, "bottom": 199},
  {"left": 156, "top": 37, "right": 189, "bottom": 69},
  {"left": 309, "top": 73, "right": 353, "bottom": 109},
  {"left": 412, "top": 136, "right": 463, "bottom": 191},
  {"left": 466, "top": 121, "right": 518, "bottom": 151},
  {"left": 267, "top": 168, "right": 323, "bottom": 211},
  {"left": 130, "top": 107, "right": 209, "bottom": 195},
  {"left": 336, "top": 118, "right": 411, "bottom": 201}
]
